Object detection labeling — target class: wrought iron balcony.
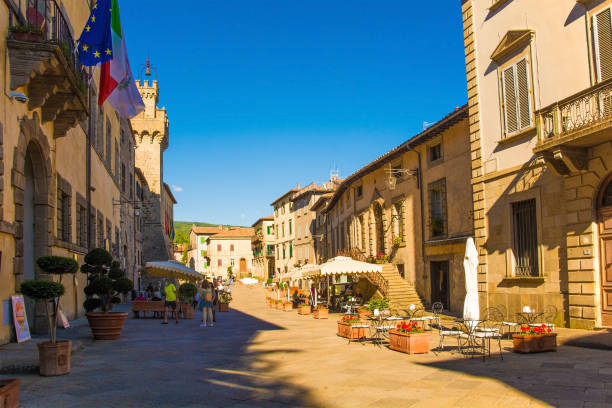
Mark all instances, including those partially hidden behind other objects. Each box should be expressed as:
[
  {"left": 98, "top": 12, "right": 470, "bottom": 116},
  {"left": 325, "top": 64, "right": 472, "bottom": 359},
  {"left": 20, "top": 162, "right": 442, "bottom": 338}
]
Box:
[
  {"left": 534, "top": 78, "right": 612, "bottom": 175},
  {"left": 7, "top": 0, "right": 89, "bottom": 138}
]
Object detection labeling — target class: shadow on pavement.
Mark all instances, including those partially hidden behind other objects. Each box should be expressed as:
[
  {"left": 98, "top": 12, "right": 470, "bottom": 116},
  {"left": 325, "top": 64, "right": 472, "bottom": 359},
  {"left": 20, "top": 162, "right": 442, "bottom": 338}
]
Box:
[
  {"left": 416, "top": 342, "right": 612, "bottom": 407},
  {"left": 8, "top": 305, "right": 323, "bottom": 408}
]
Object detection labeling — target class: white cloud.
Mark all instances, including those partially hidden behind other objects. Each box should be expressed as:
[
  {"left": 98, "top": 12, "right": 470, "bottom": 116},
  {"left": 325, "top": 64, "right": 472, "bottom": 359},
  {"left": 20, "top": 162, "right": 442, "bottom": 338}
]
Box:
[{"left": 172, "top": 185, "right": 183, "bottom": 192}]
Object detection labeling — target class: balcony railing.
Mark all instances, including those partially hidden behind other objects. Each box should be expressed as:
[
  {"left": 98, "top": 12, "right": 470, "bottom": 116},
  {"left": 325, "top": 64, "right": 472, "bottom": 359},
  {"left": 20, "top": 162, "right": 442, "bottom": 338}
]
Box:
[
  {"left": 8, "top": 0, "right": 88, "bottom": 90},
  {"left": 537, "top": 78, "right": 612, "bottom": 148}
]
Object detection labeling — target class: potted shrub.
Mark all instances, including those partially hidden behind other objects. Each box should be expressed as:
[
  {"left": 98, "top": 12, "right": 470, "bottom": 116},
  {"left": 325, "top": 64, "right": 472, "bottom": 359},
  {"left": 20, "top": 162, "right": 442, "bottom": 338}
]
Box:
[
  {"left": 393, "top": 236, "right": 404, "bottom": 248},
  {"left": 367, "top": 297, "right": 390, "bottom": 316},
  {"left": 19, "top": 256, "right": 78, "bottom": 376},
  {"left": 274, "top": 299, "right": 282, "bottom": 310},
  {"left": 0, "top": 378, "right": 20, "bottom": 408},
  {"left": 313, "top": 305, "right": 329, "bottom": 319},
  {"left": 389, "top": 321, "right": 430, "bottom": 354},
  {"left": 297, "top": 304, "right": 310, "bottom": 315},
  {"left": 337, "top": 315, "right": 366, "bottom": 339},
  {"left": 513, "top": 324, "right": 557, "bottom": 353},
  {"left": 218, "top": 291, "right": 232, "bottom": 312},
  {"left": 81, "top": 248, "right": 133, "bottom": 340},
  {"left": 282, "top": 300, "right": 293, "bottom": 311},
  {"left": 178, "top": 282, "right": 197, "bottom": 319}
]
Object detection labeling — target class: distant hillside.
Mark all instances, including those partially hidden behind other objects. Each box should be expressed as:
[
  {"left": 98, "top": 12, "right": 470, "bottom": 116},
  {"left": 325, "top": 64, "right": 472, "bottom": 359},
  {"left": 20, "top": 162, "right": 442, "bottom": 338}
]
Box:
[{"left": 173, "top": 221, "right": 244, "bottom": 245}]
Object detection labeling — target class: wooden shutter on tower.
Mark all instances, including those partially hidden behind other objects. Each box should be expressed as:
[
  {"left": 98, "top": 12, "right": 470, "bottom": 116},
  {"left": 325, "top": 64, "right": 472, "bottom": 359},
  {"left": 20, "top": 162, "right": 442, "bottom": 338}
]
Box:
[
  {"left": 502, "top": 65, "right": 519, "bottom": 136},
  {"left": 594, "top": 8, "right": 612, "bottom": 82},
  {"left": 516, "top": 59, "right": 532, "bottom": 129}
]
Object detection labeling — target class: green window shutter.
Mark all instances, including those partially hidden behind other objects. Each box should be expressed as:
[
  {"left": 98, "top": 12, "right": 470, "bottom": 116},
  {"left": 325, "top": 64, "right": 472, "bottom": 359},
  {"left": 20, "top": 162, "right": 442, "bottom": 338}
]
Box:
[
  {"left": 290, "top": 244, "right": 293, "bottom": 257},
  {"left": 201, "top": 250, "right": 205, "bottom": 257},
  {"left": 267, "top": 226, "right": 271, "bottom": 234},
  {"left": 200, "top": 237, "right": 205, "bottom": 244}
]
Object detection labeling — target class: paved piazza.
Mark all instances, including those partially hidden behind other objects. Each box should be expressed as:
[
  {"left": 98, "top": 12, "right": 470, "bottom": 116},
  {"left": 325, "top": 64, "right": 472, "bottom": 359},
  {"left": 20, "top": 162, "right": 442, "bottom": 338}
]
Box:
[{"left": 3, "top": 285, "right": 612, "bottom": 408}]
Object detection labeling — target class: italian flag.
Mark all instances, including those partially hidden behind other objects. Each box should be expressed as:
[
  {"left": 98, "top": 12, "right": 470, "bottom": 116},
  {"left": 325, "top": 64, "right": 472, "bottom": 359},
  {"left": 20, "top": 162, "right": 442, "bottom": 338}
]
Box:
[{"left": 98, "top": 0, "right": 144, "bottom": 118}]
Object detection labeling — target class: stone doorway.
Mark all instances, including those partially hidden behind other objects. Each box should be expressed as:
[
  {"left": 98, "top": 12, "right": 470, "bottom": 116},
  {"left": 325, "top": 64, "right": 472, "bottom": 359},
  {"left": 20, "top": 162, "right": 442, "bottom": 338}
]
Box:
[
  {"left": 13, "top": 114, "right": 53, "bottom": 333},
  {"left": 598, "top": 174, "right": 612, "bottom": 327},
  {"left": 373, "top": 202, "right": 384, "bottom": 255}
]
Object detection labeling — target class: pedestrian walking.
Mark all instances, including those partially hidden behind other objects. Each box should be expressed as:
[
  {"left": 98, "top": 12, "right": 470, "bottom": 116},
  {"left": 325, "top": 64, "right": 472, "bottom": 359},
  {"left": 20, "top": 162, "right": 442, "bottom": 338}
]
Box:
[
  {"left": 200, "top": 280, "right": 214, "bottom": 327},
  {"left": 162, "top": 279, "right": 179, "bottom": 324}
]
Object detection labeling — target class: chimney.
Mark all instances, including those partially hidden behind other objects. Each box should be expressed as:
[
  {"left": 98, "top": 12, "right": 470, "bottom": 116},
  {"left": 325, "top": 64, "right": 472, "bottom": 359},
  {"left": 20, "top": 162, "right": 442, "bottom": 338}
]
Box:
[{"left": 297, "top": 183, "right": 300, "bottom": 189}]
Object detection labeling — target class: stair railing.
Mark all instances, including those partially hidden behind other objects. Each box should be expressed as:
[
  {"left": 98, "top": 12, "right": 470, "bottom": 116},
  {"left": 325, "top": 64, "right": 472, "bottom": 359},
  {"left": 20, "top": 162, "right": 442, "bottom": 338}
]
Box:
[{"left": 365, "top": 271, "right": 389, "bottom": 298}]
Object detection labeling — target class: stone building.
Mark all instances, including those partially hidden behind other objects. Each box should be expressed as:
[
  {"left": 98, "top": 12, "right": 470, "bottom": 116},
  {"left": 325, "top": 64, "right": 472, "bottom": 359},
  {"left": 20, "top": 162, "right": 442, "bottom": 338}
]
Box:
[
  {"left": 461, "top": 0, "right": 612, "bottom": 328},
  {"left": 315, "top": 107, "right": 472, "bottom": 311},
  {"left": 271, "top": 188, "right": 299, "bottom": 278},
  {"left": 0, "top": 1, "right": 144, "bottom": 343},
  {"left": 292, "top": 181, "right": 339, "bottom": 268},
  {"left": 187, "top": 225, "right": 227, "bottom": 275},
  {"left": 251, "top": 216, "right": 275, "bottom": 280},
  {"left": 130, "top": 76, "right": 176, "bottom": 266},
  {"left": 207, "top": 227, "right": 255, "bottom": 279}
]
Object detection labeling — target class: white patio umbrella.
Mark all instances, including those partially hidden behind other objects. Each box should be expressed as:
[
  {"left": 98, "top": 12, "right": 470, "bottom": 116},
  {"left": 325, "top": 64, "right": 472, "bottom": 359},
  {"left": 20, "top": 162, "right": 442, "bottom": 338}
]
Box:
[{"left": 463, "top": 237, "right": 479, "bottom": 323}]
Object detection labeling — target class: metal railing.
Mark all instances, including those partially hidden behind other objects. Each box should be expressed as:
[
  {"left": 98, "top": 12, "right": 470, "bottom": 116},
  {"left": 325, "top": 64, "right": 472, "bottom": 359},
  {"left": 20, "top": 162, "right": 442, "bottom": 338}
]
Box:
[
  {"left": 365, "top": 271, "right": 389, "bottom": 298},
  {"left": 8, "top": 0, "right": 88, "bottom": 91},
  {"left": 538, "top": 78, "right": 612, "bottom": 143}
]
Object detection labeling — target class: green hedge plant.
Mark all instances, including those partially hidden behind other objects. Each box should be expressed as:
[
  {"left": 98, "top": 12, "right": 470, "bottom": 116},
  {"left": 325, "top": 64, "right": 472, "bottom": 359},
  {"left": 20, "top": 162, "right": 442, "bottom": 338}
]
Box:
[{"left": 81, "top": 248, "right": 133, "bottom": 313}]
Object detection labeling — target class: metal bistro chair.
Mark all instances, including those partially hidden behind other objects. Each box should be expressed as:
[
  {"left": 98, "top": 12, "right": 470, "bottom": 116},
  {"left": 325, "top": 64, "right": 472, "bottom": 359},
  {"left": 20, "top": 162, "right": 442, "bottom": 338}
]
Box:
[
  {"left": 431, "top": 302, "right": 444, "bottom": 329},
  {"left": 529, "top": 305, "right": 557, "bottom": 332},
  {"left": 473, "top": 308, "right": 504, "bottom": 361},
  {"left": 496, "top": 304, "right": 520, "bottom": 338},
  {"left": 409, "top": 306, "right": 435, "bottom": 331},
  {"left": 434, "top": 319, "right": 464, "bottom": 355}
]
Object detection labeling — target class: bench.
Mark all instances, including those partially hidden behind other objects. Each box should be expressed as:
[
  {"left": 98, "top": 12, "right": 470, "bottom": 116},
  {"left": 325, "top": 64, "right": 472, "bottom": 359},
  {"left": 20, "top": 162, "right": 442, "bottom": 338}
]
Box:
[{"left": 132, "top": 301, "right": 193, "bottom": 319}]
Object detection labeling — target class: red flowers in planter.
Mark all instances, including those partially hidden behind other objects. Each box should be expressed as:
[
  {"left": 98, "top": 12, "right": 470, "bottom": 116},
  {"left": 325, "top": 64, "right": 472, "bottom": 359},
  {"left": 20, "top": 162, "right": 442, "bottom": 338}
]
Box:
[
  {"left": 395, "top": 321, "right": 423, "bottom": 333},
  {"left": 519, "top": 324, "right": 553, "bottom": 335},
  {"left": 341, "top": 314, "right": 360, "bottom": 324}
]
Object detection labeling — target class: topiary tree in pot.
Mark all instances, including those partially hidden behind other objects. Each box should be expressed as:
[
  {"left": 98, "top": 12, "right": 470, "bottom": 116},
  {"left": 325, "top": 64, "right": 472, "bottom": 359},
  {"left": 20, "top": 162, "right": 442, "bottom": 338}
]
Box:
[
  {"left": 81, "top": 248, "right": 133, "bottom": 340},
  {"left": 19, "top": 255, "right": 78, "bottom": 376},
  {"left": 178, "top": 282, "right": 198, "bottom": 319}
]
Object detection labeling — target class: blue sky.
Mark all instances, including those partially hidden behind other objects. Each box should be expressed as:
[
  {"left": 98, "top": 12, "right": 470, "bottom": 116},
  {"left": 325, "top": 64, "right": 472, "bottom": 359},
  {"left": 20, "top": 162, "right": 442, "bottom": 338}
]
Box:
[{"left": 120, "top": 1, "right": 467, "bottom": 226}]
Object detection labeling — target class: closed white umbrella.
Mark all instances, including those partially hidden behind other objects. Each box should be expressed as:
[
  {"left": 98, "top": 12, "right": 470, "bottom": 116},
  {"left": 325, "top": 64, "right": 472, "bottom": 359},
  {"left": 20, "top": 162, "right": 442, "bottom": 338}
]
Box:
[{"left": 463, "top": 237, "right": 479, "bottom": 322}]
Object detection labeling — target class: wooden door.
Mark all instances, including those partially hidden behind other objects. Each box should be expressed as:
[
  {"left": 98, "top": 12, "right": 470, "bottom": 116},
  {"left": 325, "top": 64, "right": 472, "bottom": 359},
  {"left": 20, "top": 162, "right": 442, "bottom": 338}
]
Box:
[
  {"left": 599, "top": 208, "right": 612, "bottom": 327},
  {"left": 239, "top": 258, "right": 247, "bottom": 273}
]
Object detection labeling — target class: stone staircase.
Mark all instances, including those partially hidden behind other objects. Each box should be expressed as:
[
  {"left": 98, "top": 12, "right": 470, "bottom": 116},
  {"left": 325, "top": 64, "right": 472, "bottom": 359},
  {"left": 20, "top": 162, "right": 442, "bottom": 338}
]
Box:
[{"left": 380, "top": 264, "right": 424, "bottom": 311}]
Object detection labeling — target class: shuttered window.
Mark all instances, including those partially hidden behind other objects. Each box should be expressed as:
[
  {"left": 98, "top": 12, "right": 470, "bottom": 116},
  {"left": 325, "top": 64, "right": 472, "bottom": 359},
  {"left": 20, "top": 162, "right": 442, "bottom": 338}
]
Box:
[
  {"left": 594, "top": 8, "right": 612, "bottom": 82},
  {"left": 501, "top": 58, "right": 532, "bottom": 137}
]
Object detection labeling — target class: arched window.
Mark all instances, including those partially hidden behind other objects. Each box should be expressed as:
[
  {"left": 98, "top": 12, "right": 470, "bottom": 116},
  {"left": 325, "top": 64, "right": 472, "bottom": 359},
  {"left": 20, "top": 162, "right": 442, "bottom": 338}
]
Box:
[{"left": 602, "top": 180, "right": 612, "bottom": 207}]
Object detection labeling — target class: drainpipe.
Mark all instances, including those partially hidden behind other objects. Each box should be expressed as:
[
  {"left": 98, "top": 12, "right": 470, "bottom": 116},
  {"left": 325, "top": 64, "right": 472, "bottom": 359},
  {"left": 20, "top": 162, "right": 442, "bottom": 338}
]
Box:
[
  {"left": 86, "top": 74, "right": 92, "bottom": 249},
  {"left": 405, "top": 144, "right": 426, "bottom": 288}
]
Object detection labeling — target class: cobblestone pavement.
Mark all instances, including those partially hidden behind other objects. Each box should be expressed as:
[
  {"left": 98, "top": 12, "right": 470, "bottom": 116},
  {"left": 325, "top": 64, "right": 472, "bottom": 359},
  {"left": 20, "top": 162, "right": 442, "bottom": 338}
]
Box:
[{"left": 2, "top": 284, "right": 612, "bottom": 407}]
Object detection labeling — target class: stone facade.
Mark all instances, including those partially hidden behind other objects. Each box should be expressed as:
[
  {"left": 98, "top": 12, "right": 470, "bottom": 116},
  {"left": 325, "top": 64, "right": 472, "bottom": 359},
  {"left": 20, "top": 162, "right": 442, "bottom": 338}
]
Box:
[
  {"left": 461, "top": 0, "right": 612, "bottom": 328},
  {"left": 315, "top": 107, "right": 472, "bottom": 312},
  {"left": 271, "top": 188, "right": 298, "bottom": 278},
  {"left": 0, "top": 2, "right": 143, "bottom": 343},
  {"left": 251, "top": 217, "right": 275, "bottom": 280},
  {"left": 130, "top": 78, "right": 175, "bottom": 268},
  {"left": 207, "top": 228, "right": 255, "bottom": 279}
]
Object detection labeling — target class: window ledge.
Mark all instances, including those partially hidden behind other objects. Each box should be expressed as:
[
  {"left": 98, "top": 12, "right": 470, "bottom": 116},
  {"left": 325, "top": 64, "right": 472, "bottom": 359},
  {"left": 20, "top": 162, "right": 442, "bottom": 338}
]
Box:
[
  {"left": 489, "top": 0, "right": 511, "bottom": 13},
  {"left": 501, "top": 276, "right": 545, "bottom": 285},
  {"left": 498, "top": 126, "right": 536, "bottom": 146}
]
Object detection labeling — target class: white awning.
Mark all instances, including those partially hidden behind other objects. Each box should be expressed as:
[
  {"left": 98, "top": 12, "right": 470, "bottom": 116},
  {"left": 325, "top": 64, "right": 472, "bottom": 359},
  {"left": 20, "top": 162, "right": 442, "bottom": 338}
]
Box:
[
  {"left": 284, "top": 263, "right": 320, "bottom": 281},
  {"left": 307, "top": 256, "right": 382, "bottom": 277},
  {"left": 145, "top": 260, "right": 204, "bottom": 281}
]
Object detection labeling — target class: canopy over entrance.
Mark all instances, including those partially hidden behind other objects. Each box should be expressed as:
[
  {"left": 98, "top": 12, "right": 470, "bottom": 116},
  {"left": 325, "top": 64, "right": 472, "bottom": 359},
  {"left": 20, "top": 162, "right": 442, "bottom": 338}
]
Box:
[{"left": 145, "top": 260, "right": 204, "bottom": 282}]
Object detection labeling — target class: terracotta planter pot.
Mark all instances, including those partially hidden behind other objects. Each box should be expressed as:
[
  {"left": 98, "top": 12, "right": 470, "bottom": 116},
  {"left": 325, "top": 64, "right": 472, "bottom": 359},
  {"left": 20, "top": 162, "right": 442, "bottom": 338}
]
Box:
[
  {"left": 337, "top": 321, "right": 366, "bottom": 339},
  {"left": 37, "top": 340, "right": 72, "bottom": 376},
  {"left": 282, "top": 303, "right": 293, "bottom": 311},
  {"left": 275, "top": 302, "right": 282, "bottom": 310},
  {"left": 358, "top": 310, "right": 372, "bottom": 320},
  {"left": 388, "top": 330, "right": 430, "bottom": 354},
  {"left": 298, "top": 305, "right": 311, "bottom": 315},
  {"left": 0, "top": 379, "right": 20, "bottom": 408},
  {"left": 180, "top": 303, "right": 194, "bottom": 319},
  {"left": 218, "top": 303, "right": 229, "bottom": 312},
  {"left": 512, "top": 334, "right": 557, "bottom": 353},
  {"left": 313, "top": 308, "right": 329, "bottom": 319},
  {"left": 86, "top": 312, "right": 128, "bottom": 340}
]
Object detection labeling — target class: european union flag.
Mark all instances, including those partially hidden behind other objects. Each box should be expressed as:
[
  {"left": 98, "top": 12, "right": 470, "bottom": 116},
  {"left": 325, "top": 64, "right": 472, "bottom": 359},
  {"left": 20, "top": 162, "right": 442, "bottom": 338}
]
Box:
[{"left": 77, "top": 0, "right": 113, "bottom": 66}]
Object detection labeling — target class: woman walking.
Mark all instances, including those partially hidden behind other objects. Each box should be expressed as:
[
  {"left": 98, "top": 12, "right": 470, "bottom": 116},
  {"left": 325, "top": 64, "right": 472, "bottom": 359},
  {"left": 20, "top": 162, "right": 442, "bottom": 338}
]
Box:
[{"left": 200, "top": 280, "right": 214, "bottom": 328}]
